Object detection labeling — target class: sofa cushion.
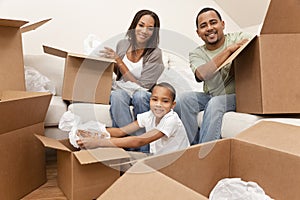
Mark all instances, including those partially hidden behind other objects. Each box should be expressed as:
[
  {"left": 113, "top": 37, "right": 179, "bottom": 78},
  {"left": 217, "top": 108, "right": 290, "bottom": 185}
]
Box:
[
  {"left": 68, "top": 103, "right": 125, "bottom": 127},
  {"left": 45, "top": 96, "right": 68, "bottom": 126},
  {"left": 221, "top": 112, "right": 263, "bottom": 138},
  {"left": 159, "top": 50, "right": 203, "bottom": 95},
  {"left": 44, "top": 126, "right": 69, "bottom": 140}
]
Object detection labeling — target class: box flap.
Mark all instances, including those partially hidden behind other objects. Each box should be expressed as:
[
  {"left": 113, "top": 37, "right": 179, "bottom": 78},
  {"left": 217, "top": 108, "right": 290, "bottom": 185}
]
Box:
[
  {"left": 1, "top": 90, "right": 51, "bottom": 101},
  {"left": 213, "top": 0, "right": 270, "bottom": 28},
  {"left": 236, "top": 121, "right": 300, "bottom": 155},
  {"left": 0, "top": 91, "right": 51, "bottom": 134},
  {"left": 43, "top": 45, "right": 68, "bottom": 58},
  {"left": 20, "top": 18, "right": 51, "bottom": 33},
  {"left": 216, "top": 35, "right": 256, "bottom": 72},
  {"left": 97, "top": 162, "right": 208, "bottom": 200},
  {"left": 74, "top": 147, "right": 131, "bottom": 164},
  {"left": 0, "top": 18, "right": 28, "bottom": 28},
  {"left": 68, "top": 52, "right": 115, "bottom": 63},
  {"left": 35, "top": 135, "right": 71, "bottom": 152},
  {"left": 261, "top": 0, "right": 300, "bottom": 34}
]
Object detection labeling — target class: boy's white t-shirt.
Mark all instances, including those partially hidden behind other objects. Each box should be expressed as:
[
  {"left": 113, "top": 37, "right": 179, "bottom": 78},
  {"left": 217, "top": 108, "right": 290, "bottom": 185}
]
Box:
[{"left": 137, "top": 110, "right": 190, "bottom": 155}]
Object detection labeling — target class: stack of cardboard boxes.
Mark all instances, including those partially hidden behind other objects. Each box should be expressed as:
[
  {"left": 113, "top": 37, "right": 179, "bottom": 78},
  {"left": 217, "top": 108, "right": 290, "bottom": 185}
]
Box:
[{"left": 0, "top": 18, "right": 52, "bottom": 199}]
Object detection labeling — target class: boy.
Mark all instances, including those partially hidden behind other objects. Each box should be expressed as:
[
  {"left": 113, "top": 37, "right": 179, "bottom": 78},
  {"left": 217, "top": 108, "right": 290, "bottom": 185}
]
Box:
[{"left": 77, "top": 82, "right": 190, "bottom": 155}]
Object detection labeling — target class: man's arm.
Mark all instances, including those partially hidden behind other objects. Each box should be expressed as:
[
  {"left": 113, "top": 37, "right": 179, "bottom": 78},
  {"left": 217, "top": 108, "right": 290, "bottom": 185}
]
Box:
[{"left": 195, "top": 39, "right": 249, "bottom": 81}]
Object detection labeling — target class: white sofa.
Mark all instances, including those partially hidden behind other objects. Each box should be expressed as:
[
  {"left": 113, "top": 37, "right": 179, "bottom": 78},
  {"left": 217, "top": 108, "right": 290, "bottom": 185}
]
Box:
[{"left": 24, "top": 50, "right": 300, "bottom": 141}]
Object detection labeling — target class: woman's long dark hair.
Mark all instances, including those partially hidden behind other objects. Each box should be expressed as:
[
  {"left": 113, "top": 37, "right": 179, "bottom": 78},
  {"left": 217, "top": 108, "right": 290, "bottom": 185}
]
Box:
[{"left": 126, "top": 9, "right": 160, "bottom": 56}]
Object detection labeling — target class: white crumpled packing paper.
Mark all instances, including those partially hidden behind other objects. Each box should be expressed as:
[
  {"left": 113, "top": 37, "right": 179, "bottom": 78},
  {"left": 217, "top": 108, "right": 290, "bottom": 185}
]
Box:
[
  {"left": 209, "top": 178, "right": 273, "bottom": 200},
  {"left": 59, "top": 111, "right": 110, "bottom": 148}
]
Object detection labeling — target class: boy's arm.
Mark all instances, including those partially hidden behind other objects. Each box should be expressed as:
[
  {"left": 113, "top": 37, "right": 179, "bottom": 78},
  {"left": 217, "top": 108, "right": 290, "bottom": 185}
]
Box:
[
  {"left": 77, "top": 128, "right": 164, "bottom": 149},
  {"left": 110, "top": 129, "right": 164, "bottom": 148},
  {"left": 106, "top": 121, "right": 141, "bottom": 137}
]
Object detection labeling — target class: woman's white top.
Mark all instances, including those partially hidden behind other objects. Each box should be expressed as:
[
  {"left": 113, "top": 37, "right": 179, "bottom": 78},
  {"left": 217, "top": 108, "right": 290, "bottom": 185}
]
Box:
[{"left": 112, "top": 55, "right": 146, "bottom": 97}]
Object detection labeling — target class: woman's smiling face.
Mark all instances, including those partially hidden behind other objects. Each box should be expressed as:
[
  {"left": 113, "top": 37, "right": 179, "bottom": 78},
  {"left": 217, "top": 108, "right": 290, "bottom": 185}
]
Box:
[{"left": 134, "top": 14, "right": 155, "bottom": 46}]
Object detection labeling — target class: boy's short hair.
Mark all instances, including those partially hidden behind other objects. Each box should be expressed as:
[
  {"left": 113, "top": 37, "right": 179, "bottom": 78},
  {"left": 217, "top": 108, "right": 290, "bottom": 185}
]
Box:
[{"left": 154, "top": 82, "right": 176, "bottom": 101}]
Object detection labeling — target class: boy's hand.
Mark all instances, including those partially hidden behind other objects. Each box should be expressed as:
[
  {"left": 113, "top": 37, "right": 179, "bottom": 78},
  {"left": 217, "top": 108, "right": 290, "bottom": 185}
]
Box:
[{"left": 77, "top": 137, "right": 113, "bottom": 149}]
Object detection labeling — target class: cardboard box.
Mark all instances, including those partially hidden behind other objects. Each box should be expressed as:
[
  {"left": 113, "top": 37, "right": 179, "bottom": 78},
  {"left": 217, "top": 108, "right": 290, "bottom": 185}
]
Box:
[
  {"left": 43, "top": 45, "right": 115, "bottom": 104},
  {"left": 0, "top": 91, "right": 52, "bottom": 200},
  {"left": 0, "top": 17, "right": 52, "bottom": 199},
  {"left": 36, "top": 135, "right": 134, "bottom": 200},
  {"left": 98, "top": 121, "right": 300, "bottom": 200},
  {"left": 97, "top": 162, "right": 208, "bottom": 200},
  {"left": 233, "top": 0, "right": 300, "bottom": 114},
  {"left": 0, "top": 18, "right": 50, "bottom": 94}
]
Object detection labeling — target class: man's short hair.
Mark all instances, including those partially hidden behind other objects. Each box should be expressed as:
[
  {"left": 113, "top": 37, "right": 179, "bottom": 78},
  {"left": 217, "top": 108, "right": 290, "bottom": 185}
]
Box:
[{"left": 196, "top": 7, "right": 222, "bottom": 28}]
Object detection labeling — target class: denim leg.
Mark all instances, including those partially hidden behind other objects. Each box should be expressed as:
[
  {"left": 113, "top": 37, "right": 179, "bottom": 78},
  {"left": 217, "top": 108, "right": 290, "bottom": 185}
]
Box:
[
  {"left": 199, "top": 94, "right": 236, "bottom": 143},
  {"left": 110, "top": 89, "right": 133, "bottom": 128},
  {"left": 174, "top": 91, "right": 210, "bottom": 145},
  {"left": 132, "top": 90, "right": 151, "bottom": 119},
  {"left": 131, "top": 90, "right": 151, "bottom": 153}
]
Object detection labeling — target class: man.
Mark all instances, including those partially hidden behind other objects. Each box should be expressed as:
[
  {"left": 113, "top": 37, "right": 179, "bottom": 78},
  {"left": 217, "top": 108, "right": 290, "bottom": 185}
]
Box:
[{"left": 174, "top": 7, "right": 252, "bottom": 144}]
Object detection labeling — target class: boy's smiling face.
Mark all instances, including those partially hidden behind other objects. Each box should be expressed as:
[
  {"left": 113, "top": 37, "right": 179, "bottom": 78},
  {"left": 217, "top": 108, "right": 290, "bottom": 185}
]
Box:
[{"left": 150, "top": 86, "right": 176, "bottom": 120}]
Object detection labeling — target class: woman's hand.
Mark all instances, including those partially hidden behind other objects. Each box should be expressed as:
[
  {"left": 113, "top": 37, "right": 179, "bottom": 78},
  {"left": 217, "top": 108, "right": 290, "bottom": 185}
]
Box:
[{"left": 99, "top": 47, "right": 119, "bottom": 60}]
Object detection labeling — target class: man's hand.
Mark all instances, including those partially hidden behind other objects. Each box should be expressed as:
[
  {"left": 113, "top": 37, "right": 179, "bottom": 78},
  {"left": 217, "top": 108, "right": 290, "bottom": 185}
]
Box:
[{"left": 227, "top": 38, "right": 249, "bottom": 54}]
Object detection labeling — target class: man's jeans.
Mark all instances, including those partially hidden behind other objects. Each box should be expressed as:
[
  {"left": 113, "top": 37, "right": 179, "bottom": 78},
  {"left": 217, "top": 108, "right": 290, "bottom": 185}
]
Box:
[
  {"left": 110, "top": 89, "right": 151, "bottom": 152},
  {"left": 174, "top": 92, "right": 236, "bottom": 144}
]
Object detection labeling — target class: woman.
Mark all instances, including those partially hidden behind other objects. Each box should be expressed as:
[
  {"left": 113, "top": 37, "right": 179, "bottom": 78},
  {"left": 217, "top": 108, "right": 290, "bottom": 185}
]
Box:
[{"left": 100, "top": 9, "right": 164, "bottom": 152}]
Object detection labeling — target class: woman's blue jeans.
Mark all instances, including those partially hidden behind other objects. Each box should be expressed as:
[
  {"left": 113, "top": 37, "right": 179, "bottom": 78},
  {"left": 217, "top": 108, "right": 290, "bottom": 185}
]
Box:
[{"left": 110, "top": 89, "right": 151, "bottom": 152}]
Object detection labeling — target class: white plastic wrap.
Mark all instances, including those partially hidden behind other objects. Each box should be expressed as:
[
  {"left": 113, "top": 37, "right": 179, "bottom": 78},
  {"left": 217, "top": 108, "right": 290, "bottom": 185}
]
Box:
[
  {"left": 25, "top": 66, "right": 56, "bottom": 95},
  {"left": 59, "top": 111, "right": 110, "bottom": 148},
  {"left": 83, "top": 34, "right": 102, "bottom": 55}
]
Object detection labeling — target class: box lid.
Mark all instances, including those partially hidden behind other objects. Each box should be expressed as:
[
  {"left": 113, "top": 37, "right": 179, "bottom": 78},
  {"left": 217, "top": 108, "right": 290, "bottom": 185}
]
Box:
[
  {"left": 43, "top": 45, "right": 68, "bottom": 58},
  {"left": 21, "top": 18, "right": 51, "bottom": 33},
  {"left": 35, "top": 135, "right": 71, "bottom": 152},
  {"left": 74, "top": 147, "right": 131, "bottom": 164},
  {"left": 0, "top": 18, "right": 28, "bottom": 28},
  {"left": 0, "top": 18, "right": 51, "bottom": 32},
  {"left": 0, "top": 91, "right": 52, "bottom": 134},
  {"left": 213, "top": 0, "right": 270, "bottom": 29},
  {"left": 216, "top": 35, "right": 256, "bottom": 71},
  {"left": 261, "top": 0, "right": 300, "bottom": 34},
  {"left": 43, "top": 45, "right": 115, "bottom": 62},
  {"left": 97, "top": 162, "right": 208, "bottom": 200},
  {"left": 235, "top": 121, "right": 300, "bottom": 155}
]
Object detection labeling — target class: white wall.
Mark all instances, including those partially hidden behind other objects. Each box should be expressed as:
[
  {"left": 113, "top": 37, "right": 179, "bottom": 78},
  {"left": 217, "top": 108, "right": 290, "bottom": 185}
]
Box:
[{"left": 0, "top": 0, "right": 255, "bottom": 56}]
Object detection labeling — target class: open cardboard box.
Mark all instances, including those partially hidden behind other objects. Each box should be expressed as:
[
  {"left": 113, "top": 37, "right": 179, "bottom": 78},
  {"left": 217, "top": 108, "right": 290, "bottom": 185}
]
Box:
[
  {"left": 43, "top": 45, "right": 115, "bottom": 104},
  {"left": 0, "top": 91, "right": 52, "bottom": 200},
  {"left": 97, "top": 121, "right": 300, "bottom": 200},
  {"left": 218, "top": 0, "right": 300, "bottom": 114},
  {"left": 0, "top": 18, "right": 50, "bottom": 94},
  {"left": 36, "top": 135, "right": 142, "bottom": 200},
  {"left": 0, "top": 17, "right": 52, "bottom": 199}
]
